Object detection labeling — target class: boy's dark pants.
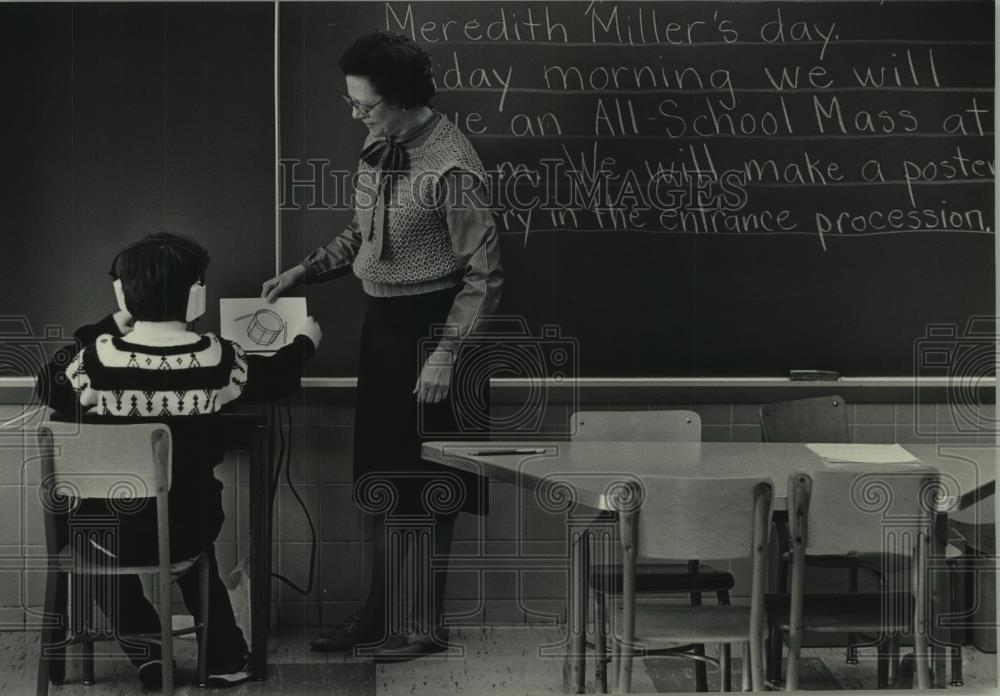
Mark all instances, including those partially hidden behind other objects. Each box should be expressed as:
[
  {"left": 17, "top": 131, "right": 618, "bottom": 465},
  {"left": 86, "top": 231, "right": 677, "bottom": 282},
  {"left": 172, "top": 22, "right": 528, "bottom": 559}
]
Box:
[
  {"left": 92, "top": 544, "right": 248, "bottom": 668},
  {"left": 61, "top": 514, "right": 247, "bottom": 669}
]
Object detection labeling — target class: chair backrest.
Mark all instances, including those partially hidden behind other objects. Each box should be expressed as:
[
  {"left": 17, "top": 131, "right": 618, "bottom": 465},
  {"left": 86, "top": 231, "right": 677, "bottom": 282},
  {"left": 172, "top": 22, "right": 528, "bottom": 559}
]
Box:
[
  {"left": 624, "top": 475, "right": 773, "bottom": 561},
  {"left": 759, "top": 396, "right": 849, "bottom": 443},
  {"left": 571, "top": 410, "right": 701, "bottom": 442},
  {"left": 37, "top": 423, "right": 172, "bottom": 499},
  {"left": 36, "top": 423, "right": 172, "bottom": 557},
  {"left": 614, "top": 476, "right": 773, "bottom": 693},
  {"left": 789, "top": 467, "right": 939, "bottom": 556}
]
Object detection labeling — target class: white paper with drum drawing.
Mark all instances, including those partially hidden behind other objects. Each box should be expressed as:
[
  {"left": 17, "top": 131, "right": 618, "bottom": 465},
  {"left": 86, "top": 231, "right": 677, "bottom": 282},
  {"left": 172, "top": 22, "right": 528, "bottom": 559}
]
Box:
[{"left": 220, "top": 298, "right": 307, "bottom": 354}]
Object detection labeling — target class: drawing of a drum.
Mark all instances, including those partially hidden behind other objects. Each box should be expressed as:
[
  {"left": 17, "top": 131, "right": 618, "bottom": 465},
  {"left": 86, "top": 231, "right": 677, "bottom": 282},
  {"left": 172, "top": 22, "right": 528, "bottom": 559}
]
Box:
[{"left": 236, "top": 309, "right": 287, "bottom": 347}]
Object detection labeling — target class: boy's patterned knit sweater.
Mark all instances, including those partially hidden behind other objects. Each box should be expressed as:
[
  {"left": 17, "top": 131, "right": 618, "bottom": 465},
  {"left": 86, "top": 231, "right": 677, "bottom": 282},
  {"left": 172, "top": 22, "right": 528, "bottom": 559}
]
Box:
[{"left": 37, "top": 314, "right": 314, "bottom": 561}]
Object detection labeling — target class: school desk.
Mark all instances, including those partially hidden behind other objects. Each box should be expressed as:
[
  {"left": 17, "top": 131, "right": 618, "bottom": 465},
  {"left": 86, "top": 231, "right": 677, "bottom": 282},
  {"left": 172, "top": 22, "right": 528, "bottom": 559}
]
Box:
[{"left": 421, "top": 441, "right": 997, "bottom": 692}]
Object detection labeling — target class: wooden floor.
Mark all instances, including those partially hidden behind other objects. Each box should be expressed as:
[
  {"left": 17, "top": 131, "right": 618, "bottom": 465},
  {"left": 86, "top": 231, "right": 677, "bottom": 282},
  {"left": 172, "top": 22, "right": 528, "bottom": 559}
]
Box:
[{"left": 1, "top": 627, "right": 996, "bottom": 695}]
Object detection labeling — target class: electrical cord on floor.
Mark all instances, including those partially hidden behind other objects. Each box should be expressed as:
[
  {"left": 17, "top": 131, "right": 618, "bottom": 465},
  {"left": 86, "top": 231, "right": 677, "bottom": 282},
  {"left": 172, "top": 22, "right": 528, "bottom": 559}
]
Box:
[
  {"left": 267, "top": 399, "right": 317, "bottom": 596},
  {"left": 269, "top": 402, "right": 285, "bottom": 507}
]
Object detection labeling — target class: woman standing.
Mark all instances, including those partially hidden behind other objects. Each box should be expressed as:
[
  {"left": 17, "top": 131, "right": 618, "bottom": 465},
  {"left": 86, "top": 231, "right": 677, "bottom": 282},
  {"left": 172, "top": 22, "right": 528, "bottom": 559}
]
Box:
[{"left": 262, "top": 30, "right": 501, "bottom": 660}]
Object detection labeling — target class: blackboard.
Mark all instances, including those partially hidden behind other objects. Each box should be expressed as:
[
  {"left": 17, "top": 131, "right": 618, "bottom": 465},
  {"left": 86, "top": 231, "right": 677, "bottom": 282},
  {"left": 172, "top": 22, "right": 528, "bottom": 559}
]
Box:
[
  {"left": 280, "top": 0, "right": 994, "bottom": 377},
  {"left": 4, "top": 2, "right": 993, "bottom": 380},
  {"left": 1, "top": 2, "right": 275, "bottom": 378}
]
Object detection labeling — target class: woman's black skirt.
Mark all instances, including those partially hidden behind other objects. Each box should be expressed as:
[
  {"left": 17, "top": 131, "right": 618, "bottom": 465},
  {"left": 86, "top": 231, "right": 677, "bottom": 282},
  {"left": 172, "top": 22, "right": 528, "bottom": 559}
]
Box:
[{"left": 352, "top": 286, "right": 489, "bottom": 517}]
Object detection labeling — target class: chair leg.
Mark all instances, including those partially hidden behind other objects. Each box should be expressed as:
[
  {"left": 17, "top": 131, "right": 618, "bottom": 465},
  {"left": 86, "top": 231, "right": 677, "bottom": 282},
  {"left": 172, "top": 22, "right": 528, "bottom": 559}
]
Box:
[
  {"left": 785, "top": 626, "right": 801, "bottom": 691},
  {"left": 895, "top": 653, "right": 915, "bottom": 690},
  {"left": 846, "top": 567, "right": 859, "bottom": 664},
  {"left": 914, "top": 529, "right": 932, "bottom": 691},
  {"left": 741, "top": 642, "right": 751, "bottom": 692},
  {"left": 158, "top": 575, "right": 174, "bottom": 696},
  {"left": 595, "top": 593, "right": 608, "bottom": 694},
  {"left": 197, "top": 552, "right": 211, "bottom": 687},
  {"left": 690, "top": 589, "right": 707, "bottom": 692},
  {"left": 949, "top": 646, "right": 964, "bottom": 687},
  {"left": 54, "top": 571, "right": 69, "bottom": 685},
  {"left": 74, "top": 574, "right": 95, "bottom": 686},
  {"left": 887, "top": 634, "right": 900, "bottom": 686},
  {"left": 750, "top": 626, "right": 767, "bottom": 692},
  {"left": 720, "top": 643, "right": 732, "bottom": 692},
  {"left": 81, "top": 616, "right": 95, "bottom": 685},
  {"left": 768, "top": 536, "right": 788, "bottom": 688},
  {"left": 36, "top": 567, "right": 66, "bottom": 696},
  {"left": 611, "top": 639, "right": 621, "bottom": 693},
  {"left": 715, "top": 590, "right": 733, "bottom": 691},
  {"left": 717, "top": 593, "right": 732, "bottom": 692},
  {"left": 915, "top": 635, "right": 931, "bottom": 690},
  {"left": 876, "top": 638, "right": 889, "bottom": 688},
  {"left": 949, "top": 557, "right": 965, "bottom": 687},
  {"left": 766, "top": 623, "right": 782, "bottom": 687},
  {"left": 619, "top": 631, "right": 634, "bottom": 693}
]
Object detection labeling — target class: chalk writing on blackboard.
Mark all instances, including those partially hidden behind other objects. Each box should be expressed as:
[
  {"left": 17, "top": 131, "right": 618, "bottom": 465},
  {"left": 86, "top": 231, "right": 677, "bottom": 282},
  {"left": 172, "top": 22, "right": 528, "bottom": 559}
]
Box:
[
  {"left": 276, "top": 0, "right": 994, "bottom": 376},
  {"left": 280, "top": 2, "right": 993, "bottom": 253}
]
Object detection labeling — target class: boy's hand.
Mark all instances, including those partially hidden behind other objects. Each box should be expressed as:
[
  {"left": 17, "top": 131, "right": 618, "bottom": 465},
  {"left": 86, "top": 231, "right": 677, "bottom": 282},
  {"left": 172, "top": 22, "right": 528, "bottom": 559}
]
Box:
[
  {"left": 295, "top": 316, "right": 322, "bottom": 350},
  {"left": 113, "top": 309, "right": 135, "bottom": 335},
  {"left": 262, "top": 265, "right": 307, "bottom": 303}
]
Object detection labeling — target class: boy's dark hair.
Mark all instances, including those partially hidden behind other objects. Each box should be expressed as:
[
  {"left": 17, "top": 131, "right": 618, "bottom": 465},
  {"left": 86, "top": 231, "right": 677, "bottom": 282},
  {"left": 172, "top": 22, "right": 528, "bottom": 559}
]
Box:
[
  {"left": 338, "top": 30, "right": 435, "bottom": 109},
  {"left": 110, "top": 232, "right": 210, "bottom": 322}
]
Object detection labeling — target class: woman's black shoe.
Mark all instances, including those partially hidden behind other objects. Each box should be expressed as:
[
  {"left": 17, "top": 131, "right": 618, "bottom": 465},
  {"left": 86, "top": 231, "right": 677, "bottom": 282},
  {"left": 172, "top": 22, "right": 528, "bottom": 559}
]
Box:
[{"left": 310, "top": 611, "right": 383, "bottom": 653}]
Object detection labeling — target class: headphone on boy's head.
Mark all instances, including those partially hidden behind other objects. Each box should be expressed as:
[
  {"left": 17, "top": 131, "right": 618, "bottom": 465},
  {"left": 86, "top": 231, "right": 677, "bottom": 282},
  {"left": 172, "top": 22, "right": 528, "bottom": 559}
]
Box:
[{"left": 109, "top": 236, "right": 208, "bottom": 323}]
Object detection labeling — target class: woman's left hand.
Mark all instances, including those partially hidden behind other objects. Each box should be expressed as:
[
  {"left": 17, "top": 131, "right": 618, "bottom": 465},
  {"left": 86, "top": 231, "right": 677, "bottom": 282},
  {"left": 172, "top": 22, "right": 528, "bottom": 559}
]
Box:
[{"left": 414, "top": 349, "right": 454, "bottom": 403}]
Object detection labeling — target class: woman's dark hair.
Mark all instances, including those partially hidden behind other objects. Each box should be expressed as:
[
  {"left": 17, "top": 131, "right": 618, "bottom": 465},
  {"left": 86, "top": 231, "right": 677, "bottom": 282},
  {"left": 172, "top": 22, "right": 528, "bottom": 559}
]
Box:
[
  {"left": 110, "top": 231, "right": 210, "bottom": 322},
  {"left": 339, "top": 30, "right": 435, "bottom": 108}
]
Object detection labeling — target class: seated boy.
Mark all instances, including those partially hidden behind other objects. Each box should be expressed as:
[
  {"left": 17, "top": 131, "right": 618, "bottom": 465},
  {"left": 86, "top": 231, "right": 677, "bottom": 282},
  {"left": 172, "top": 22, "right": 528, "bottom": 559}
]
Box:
[{"left": 36, "top": 232, "right": 321, "bottom": 688}]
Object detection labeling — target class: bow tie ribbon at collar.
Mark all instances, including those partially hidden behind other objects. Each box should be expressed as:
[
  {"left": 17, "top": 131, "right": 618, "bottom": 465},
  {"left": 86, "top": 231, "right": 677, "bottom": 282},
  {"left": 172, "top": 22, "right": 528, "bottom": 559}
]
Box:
[
  {"left": 359, "top": 136, "right": 410, "bottom": 173},
  {"left": 359, "top": 110, "right": 439, "bottom": 172},
  {"left": 357, "top": 113, "right": 440, "bottom": 258}
]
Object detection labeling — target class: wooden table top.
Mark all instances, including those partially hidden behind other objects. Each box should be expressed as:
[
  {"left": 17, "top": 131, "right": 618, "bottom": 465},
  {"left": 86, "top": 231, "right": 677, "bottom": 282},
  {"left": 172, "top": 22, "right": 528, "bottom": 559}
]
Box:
[{"left": 422, "top": 441, "right": 997, "bottom": 513}]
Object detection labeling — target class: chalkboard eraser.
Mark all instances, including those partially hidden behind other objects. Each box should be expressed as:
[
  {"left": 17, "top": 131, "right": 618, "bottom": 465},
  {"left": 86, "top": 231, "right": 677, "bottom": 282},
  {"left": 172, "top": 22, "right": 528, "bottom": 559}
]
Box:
[{"left": 789, "top": 370, "right": 841, "bottom": 381}]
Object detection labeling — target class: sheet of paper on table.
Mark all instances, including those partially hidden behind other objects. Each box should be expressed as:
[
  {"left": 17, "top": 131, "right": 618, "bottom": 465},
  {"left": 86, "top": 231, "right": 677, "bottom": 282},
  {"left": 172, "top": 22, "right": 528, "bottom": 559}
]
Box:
[
  {"left": 220, "top": 297, "right": 307, "bottom": 355},
  {"left": 806, "top": 442, "right": 919, "bottom": 464}
]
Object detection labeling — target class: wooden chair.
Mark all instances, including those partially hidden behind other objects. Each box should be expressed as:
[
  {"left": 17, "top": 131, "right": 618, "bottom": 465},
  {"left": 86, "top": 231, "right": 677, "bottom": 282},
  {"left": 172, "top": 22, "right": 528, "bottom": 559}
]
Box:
[
  {"left": 765, "top": 468, "right": 937, "bottom": 690},
  {"left": 759, "top": 395, "right": 879, "bottom": 668},
  {"left": 606, "top": 475, "right": 773, "bottom": 693},
  {"left": 573, "top": 410, "right": 702, "bottom": 443},
  {"left": 759, "top": 395, "right": 850, "bottom": 444},
  {"left": 943, "top": 490, "right": 996, "bottom": 684},
  {"left": 571, "top": 411, "right": 735, "bottom": 692},
  {"left": 35, "top": 423, "right": 210, "bottom": 696}
]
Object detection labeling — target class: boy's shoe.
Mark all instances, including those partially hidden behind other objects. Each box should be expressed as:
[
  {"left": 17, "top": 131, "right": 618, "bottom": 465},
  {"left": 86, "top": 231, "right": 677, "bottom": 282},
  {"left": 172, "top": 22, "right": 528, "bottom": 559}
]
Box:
[
  {"left": 137, "top": 659, "right": 176, "bottom": 689},
  {"left": 206, "top": 653, "right": 253, "bottom": 688}
]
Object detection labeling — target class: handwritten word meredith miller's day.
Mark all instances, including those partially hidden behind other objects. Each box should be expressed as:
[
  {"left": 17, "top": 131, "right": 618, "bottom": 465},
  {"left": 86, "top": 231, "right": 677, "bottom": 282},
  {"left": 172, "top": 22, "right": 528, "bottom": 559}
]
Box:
[{"left": 295, "top": 2, "right": 993, "bottom": 250}]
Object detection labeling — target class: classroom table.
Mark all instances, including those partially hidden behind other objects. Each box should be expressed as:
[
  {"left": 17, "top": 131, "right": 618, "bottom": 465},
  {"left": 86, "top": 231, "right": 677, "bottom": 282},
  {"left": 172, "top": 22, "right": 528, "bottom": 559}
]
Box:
[{"left": 421, "top": 441, "right": 997, "bottom": 692}]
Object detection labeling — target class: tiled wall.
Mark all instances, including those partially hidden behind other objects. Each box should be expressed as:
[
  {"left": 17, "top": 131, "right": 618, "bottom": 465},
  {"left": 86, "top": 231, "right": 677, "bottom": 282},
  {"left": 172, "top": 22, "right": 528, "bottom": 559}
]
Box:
[{"left": 0, "top": 398, "right": 993, "bottom": 631}]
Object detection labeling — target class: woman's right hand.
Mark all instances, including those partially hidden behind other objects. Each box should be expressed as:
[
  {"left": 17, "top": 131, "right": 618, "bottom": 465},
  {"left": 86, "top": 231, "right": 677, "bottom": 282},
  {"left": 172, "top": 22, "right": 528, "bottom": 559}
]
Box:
[{"left": 261, "top": 265, "right": 307, "bottom": 302}]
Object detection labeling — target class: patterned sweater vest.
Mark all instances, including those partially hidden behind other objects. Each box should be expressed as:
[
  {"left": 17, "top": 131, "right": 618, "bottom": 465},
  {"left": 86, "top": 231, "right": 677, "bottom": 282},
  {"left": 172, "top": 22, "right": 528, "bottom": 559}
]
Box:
[{"left": 351, "top": 115, "right": 488, "bottom": 294}]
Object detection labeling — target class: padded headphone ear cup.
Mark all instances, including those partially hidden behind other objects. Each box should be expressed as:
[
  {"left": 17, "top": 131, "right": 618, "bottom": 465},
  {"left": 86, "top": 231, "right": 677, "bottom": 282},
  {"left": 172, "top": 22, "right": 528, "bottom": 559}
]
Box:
[
  {"left": 186, "top": 281, "right": 207, "bottom": 322},
  {"left": 113, "top": 279, "right": 129, "bottom": 313}
]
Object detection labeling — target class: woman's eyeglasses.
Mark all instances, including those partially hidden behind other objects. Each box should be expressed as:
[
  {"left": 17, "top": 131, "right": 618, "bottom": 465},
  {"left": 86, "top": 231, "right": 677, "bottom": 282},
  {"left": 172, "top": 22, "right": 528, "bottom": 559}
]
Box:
[{"left": 342, "top": 95, "right": 384, "bottom": 116}]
